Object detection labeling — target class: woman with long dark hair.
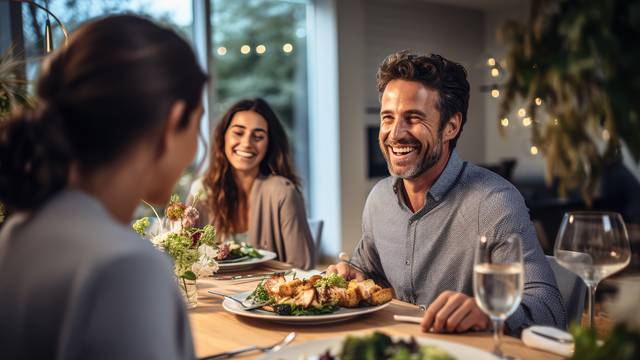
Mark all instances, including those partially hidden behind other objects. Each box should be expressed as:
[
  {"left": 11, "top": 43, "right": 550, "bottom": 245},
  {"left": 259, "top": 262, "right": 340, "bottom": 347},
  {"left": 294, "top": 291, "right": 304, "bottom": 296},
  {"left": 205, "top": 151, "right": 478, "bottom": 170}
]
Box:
[
  {"left": 0, "top": 16, "right": 207, "bottom": 358},
  {"left": 191, "top": 98, "right": 314, "bottom": 269}
]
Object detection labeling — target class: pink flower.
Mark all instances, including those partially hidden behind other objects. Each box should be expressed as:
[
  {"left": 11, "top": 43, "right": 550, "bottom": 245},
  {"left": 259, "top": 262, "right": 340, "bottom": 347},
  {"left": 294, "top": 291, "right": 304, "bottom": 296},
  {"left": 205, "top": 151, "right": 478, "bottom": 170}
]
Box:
[{"left": 182, "top": 206, "right": 200, "bottom": 229}]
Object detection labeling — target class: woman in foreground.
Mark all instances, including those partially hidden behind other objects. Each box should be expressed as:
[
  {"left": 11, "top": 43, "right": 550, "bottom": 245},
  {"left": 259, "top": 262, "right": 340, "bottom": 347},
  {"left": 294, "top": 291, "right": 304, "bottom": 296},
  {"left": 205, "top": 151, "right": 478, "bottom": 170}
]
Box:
[{"left": 0, "top": 15, "right": 206, "bottom": 359}]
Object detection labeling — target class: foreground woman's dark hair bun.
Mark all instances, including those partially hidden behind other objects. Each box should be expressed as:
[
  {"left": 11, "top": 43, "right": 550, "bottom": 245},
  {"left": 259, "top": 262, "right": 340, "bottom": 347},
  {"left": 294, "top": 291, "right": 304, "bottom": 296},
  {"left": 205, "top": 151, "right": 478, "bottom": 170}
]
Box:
[{"left": 0, "top": 15, "right": 207, "bottom": 212}]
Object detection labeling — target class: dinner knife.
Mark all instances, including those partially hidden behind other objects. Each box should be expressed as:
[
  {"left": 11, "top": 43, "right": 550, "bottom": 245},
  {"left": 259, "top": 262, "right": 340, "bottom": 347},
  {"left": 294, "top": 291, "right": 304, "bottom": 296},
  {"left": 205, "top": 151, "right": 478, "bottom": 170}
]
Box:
[{"left": 213, "top": 271, "right": 291, "bottom": 281}]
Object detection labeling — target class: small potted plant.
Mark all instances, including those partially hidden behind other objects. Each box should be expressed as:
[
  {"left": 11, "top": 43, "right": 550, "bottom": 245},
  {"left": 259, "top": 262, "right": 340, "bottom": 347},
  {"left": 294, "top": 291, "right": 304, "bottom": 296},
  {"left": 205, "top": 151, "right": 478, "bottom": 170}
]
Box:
[{"left": 133, "top": 195, "right": 218, "bottom": 309}]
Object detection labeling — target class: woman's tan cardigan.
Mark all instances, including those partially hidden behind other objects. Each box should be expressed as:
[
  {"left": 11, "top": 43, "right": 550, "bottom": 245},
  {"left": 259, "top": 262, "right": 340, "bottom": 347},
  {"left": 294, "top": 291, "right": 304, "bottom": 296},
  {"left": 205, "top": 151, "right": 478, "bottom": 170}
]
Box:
[{"left": 190, "top": 175, "right": 315, "bottom": 270}]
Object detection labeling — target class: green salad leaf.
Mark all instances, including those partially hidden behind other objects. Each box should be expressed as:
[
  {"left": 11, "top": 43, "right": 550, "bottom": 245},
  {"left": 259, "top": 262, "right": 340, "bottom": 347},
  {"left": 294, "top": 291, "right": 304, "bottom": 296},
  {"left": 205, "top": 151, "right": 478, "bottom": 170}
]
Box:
[{"left": 247, "top": 281, "right": 273, "bottom": 304}]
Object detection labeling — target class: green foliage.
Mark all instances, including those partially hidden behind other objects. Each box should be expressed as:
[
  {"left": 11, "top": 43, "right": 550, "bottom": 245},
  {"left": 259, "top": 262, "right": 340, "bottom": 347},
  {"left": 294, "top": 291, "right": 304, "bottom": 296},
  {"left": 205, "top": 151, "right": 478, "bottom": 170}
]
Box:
[
  {"left": 132, "top": 217, "right": 150, "bottom": 236},
  {"left": 571, "top": 323, "right": 640, "bottom": 359},
  {"left": 339, "top": 332, "right": 455, "bottom": 360},
  {"left": 212, "top": 0, "right": 306, "bottom": 135},
  {"left": 500, "top": 0, "right": 640, "bottom": 203}
]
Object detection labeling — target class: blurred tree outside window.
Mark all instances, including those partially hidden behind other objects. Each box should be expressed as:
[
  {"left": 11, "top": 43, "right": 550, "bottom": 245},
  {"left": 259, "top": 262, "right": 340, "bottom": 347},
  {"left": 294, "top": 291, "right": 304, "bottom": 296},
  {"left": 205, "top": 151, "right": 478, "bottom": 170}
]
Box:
[{"left": 211, "top": 0, "right": 310, "bottom": 200}]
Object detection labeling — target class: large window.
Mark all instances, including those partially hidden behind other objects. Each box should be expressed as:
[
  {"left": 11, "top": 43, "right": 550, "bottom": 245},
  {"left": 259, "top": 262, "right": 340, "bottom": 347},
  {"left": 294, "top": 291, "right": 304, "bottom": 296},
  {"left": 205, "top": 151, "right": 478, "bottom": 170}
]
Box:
[
  {"left": 21, "top": 0, "right": 193, "bottom": 81},
  {"left": 10, "top": 0, "right": 311, "bottom": 201},
  {"left": 211, "top": 0, "right": 310, "bottom": 195}
]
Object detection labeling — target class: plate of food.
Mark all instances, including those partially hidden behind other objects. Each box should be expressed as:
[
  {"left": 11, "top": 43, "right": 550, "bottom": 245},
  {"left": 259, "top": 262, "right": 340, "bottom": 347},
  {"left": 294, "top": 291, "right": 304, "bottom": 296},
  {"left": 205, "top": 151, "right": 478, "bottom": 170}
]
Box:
[
  {"left": 257, "top": 331, "right": 500, "bottom": 359},
  {"left": 221, "top": 273, "right": 393, "bottom": 325},
  {"left": 215, "top": 242, "right": 277, "bottom": 272}
]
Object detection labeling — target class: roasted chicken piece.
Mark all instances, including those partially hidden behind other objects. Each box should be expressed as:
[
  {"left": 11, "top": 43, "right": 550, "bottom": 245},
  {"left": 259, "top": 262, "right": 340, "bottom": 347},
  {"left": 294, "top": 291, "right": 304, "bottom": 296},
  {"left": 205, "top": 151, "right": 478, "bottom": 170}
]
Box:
[
  {"left": 370, "top": 288, "right": 393, "bottom": 305},
  {"left": 293, "top": 288, "right": 316, "bottom": 308}
]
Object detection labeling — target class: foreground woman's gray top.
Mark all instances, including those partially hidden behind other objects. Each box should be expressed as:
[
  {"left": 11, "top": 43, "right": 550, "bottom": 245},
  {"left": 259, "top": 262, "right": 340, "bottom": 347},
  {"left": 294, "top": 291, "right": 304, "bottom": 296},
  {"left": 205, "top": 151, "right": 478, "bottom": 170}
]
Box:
[
  {"left": 0, "top": 190, "right": 195, "bottom": 360},
  {"left": 351, "top": 151, "right": 567, "bottom": 335}
]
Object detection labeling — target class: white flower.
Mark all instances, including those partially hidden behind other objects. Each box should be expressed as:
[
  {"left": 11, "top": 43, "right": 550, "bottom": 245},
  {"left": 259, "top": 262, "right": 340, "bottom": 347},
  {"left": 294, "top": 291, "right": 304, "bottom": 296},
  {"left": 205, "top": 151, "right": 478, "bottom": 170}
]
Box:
[
  {"left": 191, "top": 255, "right": 219, "bottom": 277},
  {"left": 228, "top": 242, "right": 241, "bottom": 251},
  {"left": 198, "top": 244, "right": 218, "bottom": 259},
  {"left": 150, "top": 231, "right": 171, "bottom": 250}
]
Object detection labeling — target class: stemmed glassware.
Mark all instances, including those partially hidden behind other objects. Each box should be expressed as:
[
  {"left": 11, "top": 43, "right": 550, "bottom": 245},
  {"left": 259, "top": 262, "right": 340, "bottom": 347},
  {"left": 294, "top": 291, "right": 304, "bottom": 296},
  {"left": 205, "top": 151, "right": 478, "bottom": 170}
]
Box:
[
  {"left": 474, "top": 234, "right": 524, "bottom": 358},
  {"left": 554, "top": 211, "right": 631, "bottom": 328}
]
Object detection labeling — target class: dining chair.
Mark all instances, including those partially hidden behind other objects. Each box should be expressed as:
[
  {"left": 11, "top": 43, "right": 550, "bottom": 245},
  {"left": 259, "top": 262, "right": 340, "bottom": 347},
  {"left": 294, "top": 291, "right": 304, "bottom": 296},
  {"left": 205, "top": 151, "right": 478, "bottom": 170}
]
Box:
[
  {"left": 546, "top": 255, "right": 586, "bottom": 326},
  {"left": 307, "top": 219, "right": 324, "bottom": 261}
]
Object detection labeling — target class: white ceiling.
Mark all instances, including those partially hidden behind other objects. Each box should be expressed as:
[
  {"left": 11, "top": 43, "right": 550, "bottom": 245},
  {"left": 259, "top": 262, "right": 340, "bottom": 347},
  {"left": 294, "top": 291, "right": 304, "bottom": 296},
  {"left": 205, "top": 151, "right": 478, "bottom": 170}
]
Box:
[{"left": 416, "top": 0, "right": 527, "bottom": 11}]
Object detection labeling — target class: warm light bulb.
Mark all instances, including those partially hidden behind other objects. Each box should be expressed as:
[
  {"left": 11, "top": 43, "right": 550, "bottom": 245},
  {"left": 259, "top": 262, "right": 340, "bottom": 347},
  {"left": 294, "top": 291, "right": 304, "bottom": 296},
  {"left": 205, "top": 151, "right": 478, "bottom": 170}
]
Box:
[
  {"left": 530, "top": 145, "right": 539, "bottom": 155},
  {"left": 522, "top": 117, "right": 532, "bottom": 127},
  {"left": 240, "top": 45, "right": 251, "bottom": 55},
  {"left": 553, "top": 118, "right": 559, "bottom": 126},
  {"left": 535, "top": 97, "right": 542, "bottom": 106},
  {"left": 487, "top": 57, "right": 496, "bottom": 66},
  {"left": 491, "top": 68, "right": 500, "bottom": 77},
  {"left": 217, "top": 46, "right": 227, "bottom": 56},
  {"left": 256, "top": 44, "right": 266, "bottom": 54},
  {"left": 500, "top": 118, "right": 509, "bottom": 127},
  {"left": 282, "top": 43, "right": 293, "bottom": 53},
  {"left": 602, "top": 129, "right": 610, "bottom": 141},
  {"left": 517, "top": 108, "right": 526, "bottom": 117},
  {"left": 491, "top": 89, "right": 500, "bottom": 98}
]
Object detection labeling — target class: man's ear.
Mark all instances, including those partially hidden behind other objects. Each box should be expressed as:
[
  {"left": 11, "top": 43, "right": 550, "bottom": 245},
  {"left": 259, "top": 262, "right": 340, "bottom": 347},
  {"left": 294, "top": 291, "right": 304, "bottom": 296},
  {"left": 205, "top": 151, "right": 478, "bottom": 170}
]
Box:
[
  {"left": 157, "top": 100, "right": 187, "bottom": 157},
  {"left": 443, "top": 112, "right": 462, "bottom": 142}
]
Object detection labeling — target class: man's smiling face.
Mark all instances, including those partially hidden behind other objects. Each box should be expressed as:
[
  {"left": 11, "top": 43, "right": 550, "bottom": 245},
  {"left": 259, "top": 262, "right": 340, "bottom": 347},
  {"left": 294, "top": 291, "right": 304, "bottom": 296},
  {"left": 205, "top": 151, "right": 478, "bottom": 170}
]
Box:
[{"left": 379, "top": 79, "right": 445, "bottom": 179}]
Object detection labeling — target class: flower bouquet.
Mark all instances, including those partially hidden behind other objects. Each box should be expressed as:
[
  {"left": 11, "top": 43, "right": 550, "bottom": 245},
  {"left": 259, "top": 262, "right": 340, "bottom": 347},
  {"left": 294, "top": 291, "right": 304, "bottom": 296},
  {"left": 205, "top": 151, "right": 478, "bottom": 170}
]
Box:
[{"left": 133, "top": 195, "right": 218, "bottom": 308}]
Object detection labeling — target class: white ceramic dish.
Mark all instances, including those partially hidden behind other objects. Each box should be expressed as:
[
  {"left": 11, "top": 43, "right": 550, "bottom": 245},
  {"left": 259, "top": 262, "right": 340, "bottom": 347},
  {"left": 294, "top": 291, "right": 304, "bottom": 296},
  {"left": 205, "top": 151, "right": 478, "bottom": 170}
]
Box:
[
  {"left": 222, "top": 290, "right": 391, "bottom": 325},
  {"left": 217, "top": 249, "right": 277, "bottom": 272},
  {"left": 257, "top": 334, "right": 500, "bottom": 360}
]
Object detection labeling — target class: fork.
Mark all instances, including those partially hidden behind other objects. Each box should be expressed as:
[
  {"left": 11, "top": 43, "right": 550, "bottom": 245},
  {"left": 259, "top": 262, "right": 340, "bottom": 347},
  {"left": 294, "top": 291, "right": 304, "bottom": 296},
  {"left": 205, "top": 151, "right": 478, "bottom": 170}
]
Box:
[
  {"left": 207, "top": 290, "right": 267, "bottom": 310},
  {"left": 200, "top": 332, "right": 296, "bottom": 359}
]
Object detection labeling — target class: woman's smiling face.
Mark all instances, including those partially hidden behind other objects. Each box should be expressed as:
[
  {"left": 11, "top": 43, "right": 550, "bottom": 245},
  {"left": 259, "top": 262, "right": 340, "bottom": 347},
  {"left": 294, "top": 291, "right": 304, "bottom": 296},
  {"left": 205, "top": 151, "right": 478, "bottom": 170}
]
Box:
[{"left": 224, "top": 110, "right": 269, "bottom": 175}]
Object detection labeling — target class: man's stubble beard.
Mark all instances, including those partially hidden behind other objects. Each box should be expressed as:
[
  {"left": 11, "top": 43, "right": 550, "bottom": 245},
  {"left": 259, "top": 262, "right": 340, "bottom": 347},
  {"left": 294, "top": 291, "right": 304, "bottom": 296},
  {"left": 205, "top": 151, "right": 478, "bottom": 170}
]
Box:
[{"left": 384, "top": 133, "right": 444, "bottom": 180}]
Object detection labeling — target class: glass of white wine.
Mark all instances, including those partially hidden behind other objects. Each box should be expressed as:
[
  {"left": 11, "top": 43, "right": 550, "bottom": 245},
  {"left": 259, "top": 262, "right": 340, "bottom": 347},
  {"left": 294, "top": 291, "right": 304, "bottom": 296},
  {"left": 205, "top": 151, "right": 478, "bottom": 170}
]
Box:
[
  {"left": 474, "top": 234, "right": 524, "bottom": 358},
  {"left": 554, "top": 211, "right": 631, "bottom": 328}
]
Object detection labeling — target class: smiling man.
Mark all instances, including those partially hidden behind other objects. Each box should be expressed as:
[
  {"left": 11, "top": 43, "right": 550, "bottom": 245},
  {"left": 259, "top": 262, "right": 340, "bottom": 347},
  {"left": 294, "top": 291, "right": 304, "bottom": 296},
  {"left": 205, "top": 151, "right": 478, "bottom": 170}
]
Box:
[{"left": 327, "top": 51, "right": 566, "bottom": 335}]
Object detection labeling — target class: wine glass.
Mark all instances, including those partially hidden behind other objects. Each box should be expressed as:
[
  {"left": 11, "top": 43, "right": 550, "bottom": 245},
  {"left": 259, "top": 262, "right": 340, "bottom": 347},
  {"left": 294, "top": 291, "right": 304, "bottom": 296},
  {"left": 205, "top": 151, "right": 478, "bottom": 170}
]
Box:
[
  {"left": 474, "top": 234, "right": 524, "bottom": 358},
  {"left": 554, "top": 211, "right": 631, "bottom": 328}
]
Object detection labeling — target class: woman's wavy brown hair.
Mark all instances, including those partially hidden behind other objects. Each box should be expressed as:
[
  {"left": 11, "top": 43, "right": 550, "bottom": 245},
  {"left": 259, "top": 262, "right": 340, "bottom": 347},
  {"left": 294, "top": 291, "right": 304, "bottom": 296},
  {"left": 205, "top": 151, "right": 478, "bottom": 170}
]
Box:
[{"left": 203, "top": 98, "right": 300, "bottom": 237}]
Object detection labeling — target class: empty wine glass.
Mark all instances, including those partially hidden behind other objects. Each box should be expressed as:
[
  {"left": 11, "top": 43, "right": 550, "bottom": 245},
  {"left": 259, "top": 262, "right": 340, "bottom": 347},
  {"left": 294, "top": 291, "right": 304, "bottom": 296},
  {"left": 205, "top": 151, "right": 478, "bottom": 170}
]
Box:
[
  {"left": 554, "top": 211, "right": 631, "bottom": 328},
  {"left": 474, "top": 234, "right": 524, "bottom": 358}
]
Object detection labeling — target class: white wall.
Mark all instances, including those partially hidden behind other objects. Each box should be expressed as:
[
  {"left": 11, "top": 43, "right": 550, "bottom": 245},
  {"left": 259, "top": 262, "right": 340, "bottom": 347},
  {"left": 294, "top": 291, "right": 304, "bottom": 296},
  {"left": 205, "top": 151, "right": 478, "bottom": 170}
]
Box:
[{"left": 335, "top": 0, "right": 488, "bottom": 255}]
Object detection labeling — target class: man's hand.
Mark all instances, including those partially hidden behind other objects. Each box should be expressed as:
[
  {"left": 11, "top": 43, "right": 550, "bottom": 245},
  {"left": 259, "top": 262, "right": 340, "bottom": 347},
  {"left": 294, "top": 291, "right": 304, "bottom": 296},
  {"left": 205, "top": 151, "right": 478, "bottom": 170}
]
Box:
[
  {"left": 421, "top": 291, "right": 490, "bottom": 333},
  {"left": 325, "top": 261, "right": 366, "bottom": 281}
]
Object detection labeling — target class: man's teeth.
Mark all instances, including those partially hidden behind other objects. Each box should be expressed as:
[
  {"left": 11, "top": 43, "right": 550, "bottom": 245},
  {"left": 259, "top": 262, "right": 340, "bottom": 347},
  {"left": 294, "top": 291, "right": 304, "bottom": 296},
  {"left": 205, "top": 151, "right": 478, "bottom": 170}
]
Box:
[
  {"left": 235, "top": 150, "right": 256, "bottom": 158},
  {"left": 391, "top": 146, "right": 415, "bottom": 155}
]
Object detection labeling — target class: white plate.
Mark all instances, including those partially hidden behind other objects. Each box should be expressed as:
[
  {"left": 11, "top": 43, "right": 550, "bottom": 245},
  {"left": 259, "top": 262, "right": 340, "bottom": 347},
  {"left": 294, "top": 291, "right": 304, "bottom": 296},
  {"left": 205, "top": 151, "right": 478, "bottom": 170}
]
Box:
[
  {"left": 217, "top": 249, "right": 277, "bottom": 272},
  {"left": 222, "top": 290, "right": 391, "bottom": 325},
  {"left": 257, "top": 334, "right": 500, "bottom": 360}
]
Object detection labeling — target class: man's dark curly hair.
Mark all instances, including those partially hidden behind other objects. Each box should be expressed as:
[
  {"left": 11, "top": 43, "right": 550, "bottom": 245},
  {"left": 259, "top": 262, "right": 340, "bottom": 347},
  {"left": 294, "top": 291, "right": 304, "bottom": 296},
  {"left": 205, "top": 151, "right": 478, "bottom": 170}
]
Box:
[{"left": 376, "top": 51, "right": 470, "bottom": 150}]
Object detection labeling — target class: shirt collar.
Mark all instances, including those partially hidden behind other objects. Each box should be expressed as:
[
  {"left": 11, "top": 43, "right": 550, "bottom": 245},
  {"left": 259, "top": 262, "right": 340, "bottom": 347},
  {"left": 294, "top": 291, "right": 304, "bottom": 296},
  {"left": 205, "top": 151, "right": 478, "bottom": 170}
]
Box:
[{"left": 392, "top": 150, "right": 466, "bottom": 203}]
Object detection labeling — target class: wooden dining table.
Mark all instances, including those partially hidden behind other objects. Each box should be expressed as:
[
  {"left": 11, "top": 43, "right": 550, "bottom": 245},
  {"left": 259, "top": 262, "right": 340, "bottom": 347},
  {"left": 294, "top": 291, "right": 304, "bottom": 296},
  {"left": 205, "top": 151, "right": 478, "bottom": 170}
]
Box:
[{"left": 188, "top": 261, "right": 564, "bottom": 359}]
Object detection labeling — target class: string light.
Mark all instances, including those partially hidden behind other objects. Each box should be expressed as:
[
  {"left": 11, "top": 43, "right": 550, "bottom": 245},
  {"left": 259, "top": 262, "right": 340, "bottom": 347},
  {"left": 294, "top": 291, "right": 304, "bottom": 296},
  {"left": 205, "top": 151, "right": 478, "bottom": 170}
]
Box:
[
  {"left": 240, "top": 45, "right": 251, "bottom": 55},
  {"left": 517, "top": 108, "right": 527, "bottom": 117},
  {"left": 535, "top": 97, "right": 542, "bottom": 106},
  {"left": 217, "top": 46, "right": 227, "bottom": 56},
  {"left": 491, "top": 68, "right": 500, "bottom": 77},
  {"left": 530, "top": 145, "right": 539, "bottom": 155},
  {"left": 500, "top": 118, "right": 509, "bottom": 127},
  {"left": 282, "top": 43, "right": 294, "bottom": 53},
  {"left": 256, "top": 44, "right": 266, "bottom": 54},
  {"left": 522, "top": 117, "right": 532, "bottom": 127},
  {"left": 553, "top": 118, "right": 559, "bottom": 126},
  {"left": 491, "top": 88, "right": 500, "bottom": 98},
  {"left": 487, "top": 57, "right": 496, "bottom": 66}
]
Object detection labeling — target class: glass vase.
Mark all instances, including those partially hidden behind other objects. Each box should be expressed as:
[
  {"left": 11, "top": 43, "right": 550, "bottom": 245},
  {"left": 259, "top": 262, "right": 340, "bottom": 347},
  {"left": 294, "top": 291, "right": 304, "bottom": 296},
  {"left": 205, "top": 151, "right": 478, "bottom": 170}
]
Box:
[{"left": 178, "top": 277, "right": 198, "bottom": 309}]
